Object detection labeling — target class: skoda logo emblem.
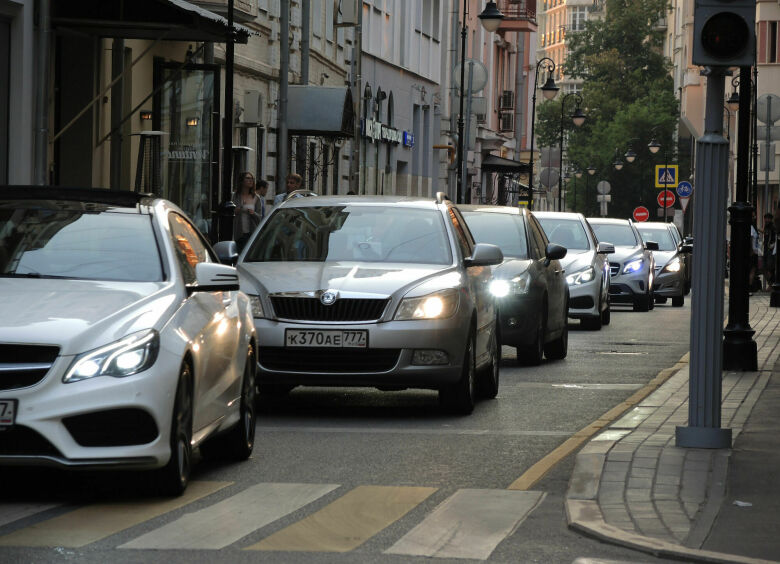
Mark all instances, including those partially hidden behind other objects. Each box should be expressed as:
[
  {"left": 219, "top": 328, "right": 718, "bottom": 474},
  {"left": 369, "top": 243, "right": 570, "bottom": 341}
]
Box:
[{"left": 320, "top": 290, "right": 338, "bottom": 306}]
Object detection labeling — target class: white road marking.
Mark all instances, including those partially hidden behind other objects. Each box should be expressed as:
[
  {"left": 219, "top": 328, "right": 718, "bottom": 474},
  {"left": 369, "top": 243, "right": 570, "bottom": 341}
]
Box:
[{"left": 0, "top": 502, "right": 60, "bottom": 528}]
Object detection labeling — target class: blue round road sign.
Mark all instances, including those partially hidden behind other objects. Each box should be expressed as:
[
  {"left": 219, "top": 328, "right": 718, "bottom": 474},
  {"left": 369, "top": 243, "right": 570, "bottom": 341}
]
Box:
[{"left": 677, "top": 181, "right": 693, "bottom": 198}]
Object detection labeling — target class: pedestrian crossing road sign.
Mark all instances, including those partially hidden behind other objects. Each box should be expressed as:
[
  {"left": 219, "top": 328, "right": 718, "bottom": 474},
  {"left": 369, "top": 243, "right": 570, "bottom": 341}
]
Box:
[{"left": 655, "top": 165, "right": 678, "bottom": 188}]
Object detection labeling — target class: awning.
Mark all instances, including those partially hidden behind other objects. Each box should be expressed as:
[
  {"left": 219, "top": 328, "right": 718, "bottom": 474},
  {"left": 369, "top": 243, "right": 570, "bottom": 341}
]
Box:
[
  {"left": 287, "top": 86, "right": 355, "bottom": 138},
  {"left": 52, "top": 0, "right": 253, "bottom": 43},
  {"left": 481, "top": 154, "right": 530, "bottom": 174}
]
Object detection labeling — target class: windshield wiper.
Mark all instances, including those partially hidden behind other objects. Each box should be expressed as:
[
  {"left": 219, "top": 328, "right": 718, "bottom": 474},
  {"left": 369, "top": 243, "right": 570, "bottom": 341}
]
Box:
[{"left": 0, "top": 272, "right": 70, "bottom": 279}]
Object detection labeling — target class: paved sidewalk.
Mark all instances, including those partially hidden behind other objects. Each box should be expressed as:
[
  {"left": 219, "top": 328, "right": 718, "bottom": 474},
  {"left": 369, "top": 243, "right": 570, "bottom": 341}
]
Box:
[{"left": 566, "top": 294, "right": 780, "bottom": 563}]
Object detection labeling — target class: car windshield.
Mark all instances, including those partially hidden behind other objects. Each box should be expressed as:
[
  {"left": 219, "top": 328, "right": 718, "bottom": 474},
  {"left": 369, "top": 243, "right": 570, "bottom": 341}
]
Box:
[
  {"left": 536, "top": 218, "right": 591, "bottom": 250},
  {"left": 244, "top": 205, "right": 452, "bottom": 264},
  {"left": 0, "top": 202, "right": 163, "bottom": 281},
  {"left": 590, "top": 223, "right": 639, "bottom": 247},
  {"left": 637, "top": 227, "right": 676, "bottom": 251},
  {"left": 461, "top": 211, "right": 528, "bottom": 259}
]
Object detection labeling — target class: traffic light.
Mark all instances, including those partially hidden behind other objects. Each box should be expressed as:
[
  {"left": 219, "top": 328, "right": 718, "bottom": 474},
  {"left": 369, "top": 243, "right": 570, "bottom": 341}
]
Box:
[{"left": 692, "top": 0, "right": 755, "bottom": 67}]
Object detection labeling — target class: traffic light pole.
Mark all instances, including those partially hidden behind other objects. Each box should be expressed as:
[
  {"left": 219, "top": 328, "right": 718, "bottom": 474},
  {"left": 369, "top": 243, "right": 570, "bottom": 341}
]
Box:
[
  {"left": 675, "top": 67, "right": 732, "bottom": 449},
  {"left": 723, "top": 65, "right": 758, "bottom": 370}
]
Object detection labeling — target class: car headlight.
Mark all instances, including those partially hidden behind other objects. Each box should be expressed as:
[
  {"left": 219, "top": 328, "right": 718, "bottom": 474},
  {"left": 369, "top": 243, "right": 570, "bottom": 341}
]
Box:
[
  {"left": 394, "top": 288, "right": 459, "bottom": 320},
  {"left": 64, "top": 329, "right": 159, "bottom": 383},
  {"left": 566, "top": 266, "right": 595, "bottom": 285},
  {"left": 623, "top": 259, "right": 644, "bottom": 274},
  {"left": 248, "top": 294, "right": 265, "bottom": 318},
  {"left": 662, "top": 258, "right": 682, "bottom": 273},
  {"left": 490, "top": 271, "right": 531, "bottom": 297}
]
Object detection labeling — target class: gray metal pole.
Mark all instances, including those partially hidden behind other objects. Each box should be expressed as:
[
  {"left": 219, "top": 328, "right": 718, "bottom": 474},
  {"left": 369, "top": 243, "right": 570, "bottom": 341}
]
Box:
[
  {"left": 765, "top": 96, "right": 771, "bottom": 216},
  {"left": 460, "top": 61, "right": 474, "bottom": 204},
  {"left": 296, "top": 0, "right": 310, "bottom": 180},
  {"left": 676, "top": 67, "right": 732, "bottom": 449},
  {"left": 278, "top": 0, "right": 290, "bottom": 185},
  {"left": 110, "top": 39, "right": 124, "bottom": 191},
  {"left": 34, "top": 0, "right": 50, "bottom": 185}
]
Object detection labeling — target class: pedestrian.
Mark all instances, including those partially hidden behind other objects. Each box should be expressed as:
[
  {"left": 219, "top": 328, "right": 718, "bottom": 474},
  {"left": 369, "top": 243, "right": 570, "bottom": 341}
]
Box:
[
  {"left": 232, "top": 172, "right": 266, "bottom": 250},
  {"left": 273, "top": 173, "right": 303, "bottom": 207},
  {"left": 749, "top": 217, "right": 761, "bottom": 294},
  {"left": 762, "top": 212, "right": 776, "bottom": 290}
]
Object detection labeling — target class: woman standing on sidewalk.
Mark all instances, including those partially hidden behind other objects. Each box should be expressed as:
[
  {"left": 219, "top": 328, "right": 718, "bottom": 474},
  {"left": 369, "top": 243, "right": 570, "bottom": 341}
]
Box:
[{"left": 232, "top": 172, "right": 267, "bottom": 250}]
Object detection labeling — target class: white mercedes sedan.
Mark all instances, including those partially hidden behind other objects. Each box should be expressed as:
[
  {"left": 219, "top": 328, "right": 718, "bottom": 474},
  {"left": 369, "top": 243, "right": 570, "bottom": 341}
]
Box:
[{"left": 0, "top": 187, "right": 257, "bottom": 496}]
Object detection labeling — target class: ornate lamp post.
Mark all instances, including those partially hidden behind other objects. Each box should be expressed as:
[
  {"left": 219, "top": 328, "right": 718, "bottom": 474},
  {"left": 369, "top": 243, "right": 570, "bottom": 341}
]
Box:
[
  {"left": 528, "top": 58, "right": 559, "bottom": 210},
  {"left": 586, "top": 164, "right": 596, "bottom": 216},
  {"left": 557, "top": 93, "right": 586, "bottom": 211},
  {"left": 573, "top": 167, "right": 583, "bottom": 212},
  {"left": 455, "top": 2, "right": 504, "bottom": 204}
]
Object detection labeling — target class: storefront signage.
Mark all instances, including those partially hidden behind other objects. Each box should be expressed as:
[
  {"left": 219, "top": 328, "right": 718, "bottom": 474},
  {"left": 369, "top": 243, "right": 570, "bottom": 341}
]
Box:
[
  {"left": 403, "top": 131, "right": 415, "bottom": 148},
  {"left": 164, "top": 143, "right": 209, "bottom": 161},
  {"left": 361, "top": 118, "right": 403, "bottom": 144}
]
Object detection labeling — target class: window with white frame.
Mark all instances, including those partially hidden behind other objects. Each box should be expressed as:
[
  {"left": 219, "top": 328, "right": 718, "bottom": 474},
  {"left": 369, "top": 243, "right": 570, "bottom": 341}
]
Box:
[{"left": 570, "top": 6, "right": 587, "bottom": 31}]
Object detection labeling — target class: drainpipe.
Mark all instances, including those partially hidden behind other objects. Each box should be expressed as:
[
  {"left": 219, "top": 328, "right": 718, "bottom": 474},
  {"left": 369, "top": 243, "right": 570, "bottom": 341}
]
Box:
[
  {"left": 110, "top": 39, "right": 124, "bottom": 191},
  {"left": 296, "top": 0, "right": 310, "bottom": 178},
  {"left": 34, "top": 0, "right": 51, "bottom": 185},
  {"left": 278, "top": 0, "right": 290, "bottom": 184}
]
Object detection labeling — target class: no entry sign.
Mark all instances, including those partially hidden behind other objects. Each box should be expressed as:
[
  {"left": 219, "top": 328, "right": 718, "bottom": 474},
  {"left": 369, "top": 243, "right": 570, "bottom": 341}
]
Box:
[
  {"left": 633, "top": 206, "right": 650, "bottom": 222},
  {"left": 657, "top": 189, "right": 676, "bottom": 208}
]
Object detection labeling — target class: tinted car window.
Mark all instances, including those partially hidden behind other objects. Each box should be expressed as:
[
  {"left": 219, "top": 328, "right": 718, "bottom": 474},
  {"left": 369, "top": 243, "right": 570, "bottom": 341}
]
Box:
[
  {"left": 461, "top": 211, "right": 528, "bottom": 259},
  {"left": 529, "top": 215, "right": 549, "bottom": 259},
  {"left": 537, "top": 217, "right": 591, "bottom": 250},
  {"left": 637, "top": 227, "right": 676, "bottom": 251},
  {"left": 169, "top": 212, "right": 211, "bottom": 284},
  {"left": 590, "top": 223, "right": 639, "bottom": 247},
  {"left": 449, "top": 208, "right": 475, "bottom": 259},
  {"left": 245, "top": 205, "right": 452, "bottom": 265},
  {"left": 0, "top": 202, "right": 163, "bottom": 281}
]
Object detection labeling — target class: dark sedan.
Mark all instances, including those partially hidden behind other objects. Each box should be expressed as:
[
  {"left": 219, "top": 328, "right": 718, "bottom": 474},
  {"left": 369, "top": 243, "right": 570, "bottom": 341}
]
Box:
[{"left": 460, "top": 205, "right": 569, "bottom": 365}]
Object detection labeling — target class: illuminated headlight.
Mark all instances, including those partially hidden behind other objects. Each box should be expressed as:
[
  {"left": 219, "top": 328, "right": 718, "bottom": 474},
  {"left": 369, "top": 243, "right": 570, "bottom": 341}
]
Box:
[
  {"left": 490, "top": 272, "right": 531, "bottom": 297},
  {"left": 395, "top": 289, "right": 459, "bottom": 320},
  {"left": 623, "top": 259, "right": 644, "bottom": 274},
  {"left": 566, "top": 266, "right": 595, "bottom": 286},
  {"left": 248, "top": 294, "right": 265, "bottom": 318},
  {"left": 64, "top": 329, "right": 159, "bottom": 383},
  {"left": 662, "top": 258, "right": 682, "bottom": 273}
]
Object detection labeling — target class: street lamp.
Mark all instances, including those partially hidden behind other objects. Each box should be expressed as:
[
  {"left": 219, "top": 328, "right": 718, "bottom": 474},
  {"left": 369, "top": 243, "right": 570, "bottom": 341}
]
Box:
[
  {"left": 528, "top": 58, "right": 559, "bottom": 210},
  {"left": 456, "top": 2, "right": 504, "bottom": 204},
  {"left": 612, "top": 148, "right": 624, "bottom": 171},
  {"left": 586, "top": 164, "right": 596, "bottom": 217},
  {"left": 557, "top": 92, "right": 586, "bottom": 211}
]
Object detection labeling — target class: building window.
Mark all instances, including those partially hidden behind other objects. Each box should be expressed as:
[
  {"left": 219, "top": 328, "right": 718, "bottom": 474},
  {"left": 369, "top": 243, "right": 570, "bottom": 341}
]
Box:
[
  {"left": 570, "top": 7, "right": 587, "bottom": 31},
  {"left": 771, "top": 21, "right": 778, "bottom": 63},
  {"left": 759, "top": 21, "right": 780, "bottom": 63}
]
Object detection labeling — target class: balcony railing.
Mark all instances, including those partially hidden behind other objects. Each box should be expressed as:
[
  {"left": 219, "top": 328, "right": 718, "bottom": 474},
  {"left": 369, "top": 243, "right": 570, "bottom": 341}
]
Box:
[
  {"left": 193, "top": 0, "right": 257, "bottom": 23},
  {"left": 496, "top": 0, "right": 538, "bottom": 33}
]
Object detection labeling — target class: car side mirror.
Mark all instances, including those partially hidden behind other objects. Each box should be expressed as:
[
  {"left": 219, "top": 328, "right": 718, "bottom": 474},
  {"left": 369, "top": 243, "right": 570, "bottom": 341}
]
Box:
[
  {"left": 597, "top": 241, "right": 615, "bottom": 254},
  {"left": 465, "top": 243, "right": 503, "bottom": 267},
  {"left": 544, "top": 243, "right": 567, "bottom": 266},
  {"left": 189, "top": 262, "right": 240, "bottom": 294},
  {"left": 681, "top": 243, "right": 693, "bottom": 254},
  {"left": 645, "top": 241, "right": 660, "bottom": 251},
  {"left": 213, "top": 240, "right": 239, "bottom": 265}
]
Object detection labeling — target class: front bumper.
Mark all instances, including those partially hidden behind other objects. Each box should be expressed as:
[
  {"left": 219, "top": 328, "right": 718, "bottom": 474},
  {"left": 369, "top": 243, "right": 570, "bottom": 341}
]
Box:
[
  {"left": 567, "top": 280, "right": 600, "bottom": 319},
  {"left": 0, "top": 354, "right": 178, "bottom": 470},
  {"left": 608, "top": 272, "right": 649, "bottom": 304},
  {"left": 653, "top": 268, "right": 684, "bottom": 297},
  {"left": 253, "top": 314, "right": 470, "bottom": 389},
  {"left": 495, "top": 295, "right": 541, "bottom": 347}
]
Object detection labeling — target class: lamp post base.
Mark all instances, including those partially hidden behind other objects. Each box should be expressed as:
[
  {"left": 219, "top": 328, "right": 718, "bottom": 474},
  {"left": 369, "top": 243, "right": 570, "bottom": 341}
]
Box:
[
  {"left": 722, "top": 331, "right": 758, "bottom": 371},
  {"left": 771, "top": 282, "right": 780, "bottom": 307},
  {"left": 675, "top": 425, "right": 732, "bottom": 449}
]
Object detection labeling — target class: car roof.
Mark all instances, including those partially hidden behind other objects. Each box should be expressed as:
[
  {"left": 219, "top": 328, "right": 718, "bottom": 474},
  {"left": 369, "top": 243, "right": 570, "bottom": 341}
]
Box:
[
  {"left": 639, "top": 222, "right": 672, "bottom": 230},
  {"left": 533, "top": 211, "right": 584, "bottom": 220},
  {"left": 587, "top": 217, "right": 631, "bottom": 225},
  {"left": 458, "top": 204, "right": 522, "bottom": 215},
  {"left": 276, "top": 194, "right": 445, "bottom": 210},
  {"left": 0, "top": 185, "right": 155, "bottom": 212}
]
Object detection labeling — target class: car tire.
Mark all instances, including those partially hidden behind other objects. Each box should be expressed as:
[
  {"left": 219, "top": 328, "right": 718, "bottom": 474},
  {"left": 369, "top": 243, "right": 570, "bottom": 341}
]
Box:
[
  {"left": 672, "top": 295, "right": 684, "bottom": 307},
  {"left": 477, "top": 324, "right": 500, "bottom": 399},
  {"left": 223, "top": 343, "right": 257, "bottom": 460},
  {"left": 157, "top": 363, "right": 193, "bottom": 497},
  {"left": 440, "top": 331, "right": 476, "bottom": 415},
  {"left": 518, "top": 308, "right": 546, "bottom": 366},
  {"left": 655, "top": 296, "right": 668, "bottom": 304},
  {"left": 601, "top": 299, "right": 611, "bottom": 326},
  {"left": 633, "top": 293, "right": 650, "bottom": 312},
  {"left": 544, "top": 312, "right": 568, "bottom": 360},
  {"left": 648, "top": 290, "right": 655, "bottom": 310}
]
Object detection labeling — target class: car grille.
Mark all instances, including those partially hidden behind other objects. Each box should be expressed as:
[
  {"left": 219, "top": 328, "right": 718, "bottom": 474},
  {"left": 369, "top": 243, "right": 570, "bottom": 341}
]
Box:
[
  {"left": 0, "top": 425, "right": 63, "bottom": 457},
  {"left": 609, "top": 262, "right": 620, "bottom": 277},
  {"left": 271, "top": 297, "right": 390, "bottom": 321},
  {"left": 259, "top": 347, "right": 401, "bottom": 373},
  {"left": 0, "top": 344, "right": 60, "bottom": 391}
]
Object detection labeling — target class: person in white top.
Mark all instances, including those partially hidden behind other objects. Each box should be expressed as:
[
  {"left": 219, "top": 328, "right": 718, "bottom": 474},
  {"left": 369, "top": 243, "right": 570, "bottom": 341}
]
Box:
[{"left": 232, "top": 172, "right": 267, "bottom": 250}]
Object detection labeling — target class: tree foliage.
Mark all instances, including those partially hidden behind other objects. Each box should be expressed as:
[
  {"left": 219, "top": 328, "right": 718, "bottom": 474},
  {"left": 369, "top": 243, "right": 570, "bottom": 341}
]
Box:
[{"left": 535, "top": 0, "right": 679, "bottom": 218}]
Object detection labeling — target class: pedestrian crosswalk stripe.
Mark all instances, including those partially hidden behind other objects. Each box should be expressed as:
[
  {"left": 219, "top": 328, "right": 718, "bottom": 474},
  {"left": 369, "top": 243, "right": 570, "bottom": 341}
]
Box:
[
  {"left": 0, "top": 481, "right": 229, "bottom": 548},
  {"left": 245, "top": 485, "right": 437, "bottom": 553},
  {"left": 0, "top": 502, "right": 61, "bottom": 528},
  {"left": 385, "top": 489, "right": 545, "bottom": 560},
  {"left": 119, "top": 482, "right": 340, "bottom": 550}
]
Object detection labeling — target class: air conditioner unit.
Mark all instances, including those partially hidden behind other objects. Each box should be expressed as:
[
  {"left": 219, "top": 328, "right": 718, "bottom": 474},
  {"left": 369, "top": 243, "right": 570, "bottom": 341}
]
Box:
[
  {"left": 498, "top": 112, "right": 514, "bottom": 132},
  {"left": 243, "top": 90, "right": 265, "bottom": 125},
  {"left": 499, "top": 90, "right": 514, "bottom": 110}
]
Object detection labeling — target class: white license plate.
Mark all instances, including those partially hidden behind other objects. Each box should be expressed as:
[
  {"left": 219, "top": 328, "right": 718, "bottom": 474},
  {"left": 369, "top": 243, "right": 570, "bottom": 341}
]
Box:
[
  {"left": 285, "top": 329, "right": 367, "bottom": 348},
  {"left": 0, "top": 400, "right": 16, "bottom": 426}
]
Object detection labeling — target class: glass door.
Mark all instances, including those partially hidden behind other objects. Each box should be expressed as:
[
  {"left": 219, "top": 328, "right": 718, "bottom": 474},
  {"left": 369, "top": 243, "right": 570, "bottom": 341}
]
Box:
[{"left": 154, "top": 61, "right": 220, "bottom": 238}]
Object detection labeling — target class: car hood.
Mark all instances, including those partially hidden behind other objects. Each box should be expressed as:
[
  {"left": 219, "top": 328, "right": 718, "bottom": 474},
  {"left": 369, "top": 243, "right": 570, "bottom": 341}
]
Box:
[
  {"left": 237, "top": 261, "right": 453, "bottom": 298},
  {"left": 651, "top": 250, "right": 677, "bottom": 269},
  {"left": 493, "top": 258, "right": 532, "bottom": 278},
  {"left": 0, "top": 279, "right": 177, "bottom": 356},
  {"left": 606, "top": 246, "right": 644, "bottom": 263},
  {"left": 557, "top": 250, "right": 592, "bottom": 272}
]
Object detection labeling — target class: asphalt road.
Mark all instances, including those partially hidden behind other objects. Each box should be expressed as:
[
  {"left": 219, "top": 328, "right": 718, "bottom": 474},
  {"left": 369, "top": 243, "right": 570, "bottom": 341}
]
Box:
[{"left": 0, "top": 300, "right": 692, "bottom": 564}]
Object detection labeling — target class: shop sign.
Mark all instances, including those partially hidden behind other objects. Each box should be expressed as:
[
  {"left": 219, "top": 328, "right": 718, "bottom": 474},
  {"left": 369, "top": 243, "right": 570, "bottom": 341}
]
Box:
[
  {"left": 361, "top": 118, "right": 403, "bottom": 144},
  {"left": 164, "top": 143, "right": 209, "bottom": 161},
  {"left": 403, "top": 131, "right": 415, "bottom": 148}
]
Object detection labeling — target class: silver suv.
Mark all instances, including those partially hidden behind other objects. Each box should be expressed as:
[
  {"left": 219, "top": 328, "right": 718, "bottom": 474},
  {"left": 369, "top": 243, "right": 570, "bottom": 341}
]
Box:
[
  {"left": 234, "top": 194, "right": 503, "bottom": 415},
  {"left": 588, "top": 218, "right": 658, "bottom": 312}
]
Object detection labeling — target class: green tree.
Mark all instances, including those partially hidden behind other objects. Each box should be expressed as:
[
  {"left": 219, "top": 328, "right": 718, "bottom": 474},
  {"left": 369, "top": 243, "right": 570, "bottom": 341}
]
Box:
[{"left": 536, "top": 0, "right": 679, "bottom": 218}]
